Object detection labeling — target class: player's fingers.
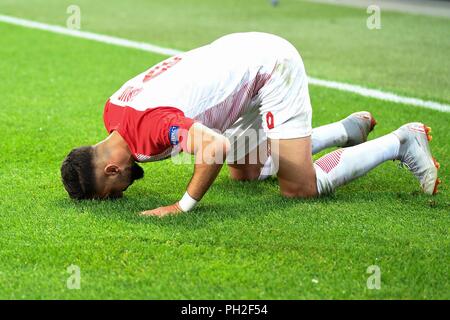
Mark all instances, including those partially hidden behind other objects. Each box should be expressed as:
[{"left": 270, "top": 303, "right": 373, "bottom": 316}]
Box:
[{"left": 140, "top": 208, "right": 162, "bottom": 216}]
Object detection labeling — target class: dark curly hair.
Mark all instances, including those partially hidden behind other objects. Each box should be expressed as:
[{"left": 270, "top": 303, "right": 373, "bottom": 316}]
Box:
[{"left": 61, "top": 146, "right": 96, "bottom": 200}]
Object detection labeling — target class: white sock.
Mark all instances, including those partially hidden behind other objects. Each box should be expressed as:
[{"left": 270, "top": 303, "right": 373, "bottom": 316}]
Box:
[
  {"left": 315, "top": 133, "right": 400, "bottom": 194},
  {"left": 312, "top": 121, "right": 348, "bottom": 155}
]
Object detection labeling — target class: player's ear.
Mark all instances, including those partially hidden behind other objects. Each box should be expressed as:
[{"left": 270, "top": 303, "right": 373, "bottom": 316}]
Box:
[{"left": 104, "top": 164, "right": 120, "bottom": 176}]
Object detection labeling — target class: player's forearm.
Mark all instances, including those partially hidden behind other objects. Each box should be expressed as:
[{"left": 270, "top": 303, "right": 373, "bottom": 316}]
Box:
[
  {"left": 181, "top": 125, "right": 230, "bottom": 210},
  {"left": 186, "top": 162, "right": 224, "bottom": 201},
  {"left": 185, "top": 136, "right": 229, "bottom": 201}
]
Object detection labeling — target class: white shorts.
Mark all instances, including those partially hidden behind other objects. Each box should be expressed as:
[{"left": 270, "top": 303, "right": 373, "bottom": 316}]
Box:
[{"left": 224, "top": 37, "right": 312, "bottom": 163}]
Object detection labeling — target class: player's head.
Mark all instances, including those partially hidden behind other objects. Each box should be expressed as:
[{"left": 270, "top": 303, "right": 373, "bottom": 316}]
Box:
[{"left": 60, "top": 145, "right": 144, "bottom": 200}]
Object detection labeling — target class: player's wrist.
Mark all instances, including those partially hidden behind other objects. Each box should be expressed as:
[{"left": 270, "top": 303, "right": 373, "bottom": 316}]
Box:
[{"left": 177, "top": 191, "right": 198, "bottom": 212}]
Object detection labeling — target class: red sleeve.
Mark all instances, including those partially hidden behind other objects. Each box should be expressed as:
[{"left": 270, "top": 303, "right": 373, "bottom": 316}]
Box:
[
  {"left": 152, "top": 107, "right": 195, "bottom": 152},
  {"left": 104, "top": 101, "right": 195, "bottom": 161}
]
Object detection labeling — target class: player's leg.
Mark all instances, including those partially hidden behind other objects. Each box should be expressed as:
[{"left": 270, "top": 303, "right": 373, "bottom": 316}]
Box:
[
  {"left": 314, "top": 123, "right": 440, "bottom": 195},
  {"left": 229, "top": 111, "right": 376, "bottom": 181},
  {"left": 312, "top": 111, "right": 377, "bottom": 155},
  {"left": 272, "top": 136, "right": 318, "bottom": 197},
  {"left": 243, "top": 34, "right": 440, "bottom": 195},
  {"left": 228, "top": 142, "right": 267, "bottom": 181},
  {"left": 225, "top": 109, "right": 269, "bottom": 181},
  {"left": 274, "top": 122, "right": 440, "bottom": 198}
]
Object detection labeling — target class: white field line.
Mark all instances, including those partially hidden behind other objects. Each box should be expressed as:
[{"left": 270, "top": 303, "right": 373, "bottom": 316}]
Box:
[
  {"left": 1, "top": 14, "right": 449, "bottom": 113},
  {"left": 308, "top": 78, "right": 450, "bottom": 113},
  {"left": 0, "top": 14, "right": 182, "bottom": 56}
]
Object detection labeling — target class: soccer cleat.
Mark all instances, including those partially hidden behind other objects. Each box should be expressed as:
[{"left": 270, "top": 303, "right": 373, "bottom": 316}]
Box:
[
  {"left": 341, "top": 111, "right": 377, "bottom": 147},
  {"left": 393, "top": 123, "right": 440, "bottom": 195}
]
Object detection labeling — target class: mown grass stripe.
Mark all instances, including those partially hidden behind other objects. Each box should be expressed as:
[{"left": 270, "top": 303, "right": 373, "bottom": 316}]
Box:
[{"left": 1, "top": 14, "right": 449, "bottom": 113}]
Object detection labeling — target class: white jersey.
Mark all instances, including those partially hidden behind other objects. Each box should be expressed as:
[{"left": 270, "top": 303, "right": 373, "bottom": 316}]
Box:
[
  {"left": 109, "top": 32, "right": 303, "bottom": 133},
  {"left": 108, "top": 32, "right": 312, "bottom": 162}
]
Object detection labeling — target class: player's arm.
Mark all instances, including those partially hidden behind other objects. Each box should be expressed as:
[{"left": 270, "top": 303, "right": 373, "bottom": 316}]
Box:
[
  {"left": 184, "top": 122, "right": 231, "bottom": 201},
  {"left": 141, "top": 123, "right": 230, "bottom": 217}
]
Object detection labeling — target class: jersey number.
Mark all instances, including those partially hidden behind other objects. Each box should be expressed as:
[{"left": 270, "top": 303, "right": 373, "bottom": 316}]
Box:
[
  {"left": 266, "top": 112, "right": 274, "bottom": 129},
  {"left": 143, "top": 56, "right": 182, "bottom": 82}
]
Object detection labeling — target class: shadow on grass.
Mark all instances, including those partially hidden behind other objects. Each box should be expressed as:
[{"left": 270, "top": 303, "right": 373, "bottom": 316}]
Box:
[
  {"left": 54, "top": 170, "right": 447, "bottom": 232},
  {"left": 54, "top": 176, "right": 338, "bottom": 227}
]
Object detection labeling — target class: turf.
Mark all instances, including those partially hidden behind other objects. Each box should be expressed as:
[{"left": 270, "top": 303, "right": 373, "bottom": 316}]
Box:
[
  {"left": 0, "top": 1, "right": 449, "bottom": 299},
  {"left": 1, "top": 0, "right": 449, "bottom": 103}
]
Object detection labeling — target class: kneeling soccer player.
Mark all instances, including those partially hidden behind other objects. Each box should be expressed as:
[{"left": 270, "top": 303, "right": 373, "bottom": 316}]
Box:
[{"left": 61, "top": 32, "right": 440, "bottom": 217}]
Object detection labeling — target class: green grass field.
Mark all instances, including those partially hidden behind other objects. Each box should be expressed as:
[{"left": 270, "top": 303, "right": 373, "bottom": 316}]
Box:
[{"left": 0, "top": 0, "right": 448, "bottom": 299}]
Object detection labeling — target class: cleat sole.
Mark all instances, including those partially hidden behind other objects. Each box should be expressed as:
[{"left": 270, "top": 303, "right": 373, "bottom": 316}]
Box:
[
  {"left": 370, "top": 115, "right": 377, "bottom": 132},
  {"left": 424, "top": 125, "right": 433, "bottom": 141},
  {"left": 424, "top": 124, "right": 439, "bottom": 195},
  {"left": 433, "top": 178, "right": 441, "bottom": 195},
  {"left": 432, "top": 157, "right": 440, "bottom": 195},
  {"left": 433, "top": 157, "right": 440, "bottom": 170}
]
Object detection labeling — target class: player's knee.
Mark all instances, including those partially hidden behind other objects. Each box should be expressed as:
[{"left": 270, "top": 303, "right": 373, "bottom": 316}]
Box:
[
  {"left": 280, "top": 185, "right": 318, "bottom": 198},
  {"left": 229, "top": 170, "right": 260, "bottom": 181},
  {"left": 218, "top": 137, "right": 231, "bottom": 156}
]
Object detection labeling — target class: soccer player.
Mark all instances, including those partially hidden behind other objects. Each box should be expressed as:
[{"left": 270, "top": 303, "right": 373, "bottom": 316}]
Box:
[{"left": 61, "top": 32, "right": 440, "bottom": 217}]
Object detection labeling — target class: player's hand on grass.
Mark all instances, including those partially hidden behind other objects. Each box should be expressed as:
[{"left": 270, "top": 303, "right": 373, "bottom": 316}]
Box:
[{"left": 140, "top": 203, "right": 183, "bottom": 217}]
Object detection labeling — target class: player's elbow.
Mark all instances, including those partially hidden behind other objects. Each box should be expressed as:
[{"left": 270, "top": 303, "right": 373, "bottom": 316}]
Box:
[
  {"left": 211, "top": 136, "right": 230, "bottom": 160},
  {"left": 200, "top": 136, "right": 230, "bottom": 164}
]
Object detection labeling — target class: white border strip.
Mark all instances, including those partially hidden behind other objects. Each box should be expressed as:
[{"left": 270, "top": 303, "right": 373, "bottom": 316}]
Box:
[
  {"left": 308, "top": 78, "right": 450, "bottom": 113},
  {"left": 0, "top": 14, "right": 182, "bottom": 56},
  {"left": 1, "top": 14, "right": 449, "bottom": 113}
]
